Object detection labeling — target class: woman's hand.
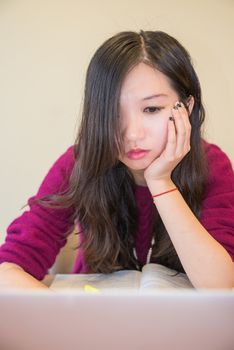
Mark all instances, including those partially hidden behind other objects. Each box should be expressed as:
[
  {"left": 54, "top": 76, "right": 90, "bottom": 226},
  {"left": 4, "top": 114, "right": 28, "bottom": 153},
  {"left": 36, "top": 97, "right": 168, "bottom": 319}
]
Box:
[{"left": 144, "top": 101, "right": 191, "bottom": 188}]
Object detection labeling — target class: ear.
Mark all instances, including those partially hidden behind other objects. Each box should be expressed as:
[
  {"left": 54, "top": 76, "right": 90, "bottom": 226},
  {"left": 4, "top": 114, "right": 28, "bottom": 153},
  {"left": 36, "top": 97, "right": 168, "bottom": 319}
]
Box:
[{"left": 186, "top": 95, "right": 195, "bottom": 116}]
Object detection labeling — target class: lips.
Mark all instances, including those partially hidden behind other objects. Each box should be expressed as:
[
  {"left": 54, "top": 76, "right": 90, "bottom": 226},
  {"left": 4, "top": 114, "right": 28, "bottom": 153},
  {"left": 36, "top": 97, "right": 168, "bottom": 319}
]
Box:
[{"left": 126, "top": 148, "right": 149, "bottom": 160}]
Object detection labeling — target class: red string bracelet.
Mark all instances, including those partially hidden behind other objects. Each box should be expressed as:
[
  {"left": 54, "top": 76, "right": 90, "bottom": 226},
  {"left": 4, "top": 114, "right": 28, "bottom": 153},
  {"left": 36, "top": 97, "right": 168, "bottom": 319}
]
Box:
[{"left": 152, "top": 188, "right": 177, "bottom": 198}]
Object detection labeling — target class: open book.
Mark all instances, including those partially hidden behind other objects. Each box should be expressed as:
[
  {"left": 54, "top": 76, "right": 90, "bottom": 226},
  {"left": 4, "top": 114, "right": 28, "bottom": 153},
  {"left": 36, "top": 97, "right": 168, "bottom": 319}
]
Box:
[{"left": 50, "top": 263, "right": 194, "bottom": 293}]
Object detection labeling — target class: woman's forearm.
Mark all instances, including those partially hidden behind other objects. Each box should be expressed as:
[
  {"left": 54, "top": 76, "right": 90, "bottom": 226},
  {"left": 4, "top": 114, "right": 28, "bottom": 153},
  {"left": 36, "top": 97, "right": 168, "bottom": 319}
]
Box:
[
  {"left": 0, "top": 262, "right": 49, "bottom": 290},
  {"left": 149, "top": 180, "right": 234, "bottom": 289}
]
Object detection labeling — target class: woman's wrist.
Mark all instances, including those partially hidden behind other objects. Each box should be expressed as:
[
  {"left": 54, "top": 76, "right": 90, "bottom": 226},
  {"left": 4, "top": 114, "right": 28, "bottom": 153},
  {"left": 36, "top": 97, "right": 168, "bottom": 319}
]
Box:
[{"left": 147, "top": 178, "right": 176, "bottom": 196}]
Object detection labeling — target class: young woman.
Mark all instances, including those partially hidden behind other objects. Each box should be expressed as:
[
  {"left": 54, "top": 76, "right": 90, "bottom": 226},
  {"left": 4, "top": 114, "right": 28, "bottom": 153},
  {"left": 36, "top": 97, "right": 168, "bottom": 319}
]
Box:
[{"left": 0, "top": 30, "right": 234, "bottom": 289}]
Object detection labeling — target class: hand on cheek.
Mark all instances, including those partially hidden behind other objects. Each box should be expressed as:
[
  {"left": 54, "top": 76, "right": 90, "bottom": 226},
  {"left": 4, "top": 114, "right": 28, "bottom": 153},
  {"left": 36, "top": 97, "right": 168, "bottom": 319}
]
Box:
[{"left": 144, "top": 101, "right": 191, "bottom": 186}]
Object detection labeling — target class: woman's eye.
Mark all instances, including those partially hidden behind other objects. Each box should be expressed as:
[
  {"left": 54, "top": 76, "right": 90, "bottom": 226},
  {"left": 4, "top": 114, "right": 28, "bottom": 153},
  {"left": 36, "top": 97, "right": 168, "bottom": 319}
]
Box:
[{"left": 144, "top": 106, "right": 163, "bottom": 113}]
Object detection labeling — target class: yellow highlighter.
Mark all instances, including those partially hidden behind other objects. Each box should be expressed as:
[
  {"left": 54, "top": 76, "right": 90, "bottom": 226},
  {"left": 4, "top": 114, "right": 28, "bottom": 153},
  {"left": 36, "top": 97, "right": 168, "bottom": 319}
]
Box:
[{"left": 84, "top": 284, "right": 100, "bottom": 293}]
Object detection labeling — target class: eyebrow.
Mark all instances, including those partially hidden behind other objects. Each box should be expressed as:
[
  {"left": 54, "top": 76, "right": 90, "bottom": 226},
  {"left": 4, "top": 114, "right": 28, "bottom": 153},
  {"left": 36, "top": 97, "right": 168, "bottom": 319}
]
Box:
[{"left": 142, "top": 93, "right": 168, "bottom": 100}]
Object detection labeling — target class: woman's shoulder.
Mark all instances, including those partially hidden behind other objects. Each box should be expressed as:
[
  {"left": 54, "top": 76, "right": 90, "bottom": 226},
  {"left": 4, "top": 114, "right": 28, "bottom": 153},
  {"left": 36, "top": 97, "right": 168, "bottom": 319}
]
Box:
[
  {"left": 203, "top": 139, "right": 232, "bottom": 164},
  {"left": 35, "top": 145, "right": 76, "bottom": 198},
  {"left": 201, "top": 139, "right": 234, "bottom": 194},
  {"left": 46, "top": 145, "right": 76, "bottom": 177},
  {"left": 53, "top": 145, "right": 76, "bottom": 168},
  {"left": 202, "top": 139, "right": 233, "bottom": 174}
]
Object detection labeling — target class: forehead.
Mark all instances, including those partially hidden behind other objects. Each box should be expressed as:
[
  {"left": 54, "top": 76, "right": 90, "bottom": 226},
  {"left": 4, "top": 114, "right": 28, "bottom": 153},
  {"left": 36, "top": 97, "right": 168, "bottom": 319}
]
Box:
[{"left": 120, "top": 62, "right": 175, "bottom": 102}]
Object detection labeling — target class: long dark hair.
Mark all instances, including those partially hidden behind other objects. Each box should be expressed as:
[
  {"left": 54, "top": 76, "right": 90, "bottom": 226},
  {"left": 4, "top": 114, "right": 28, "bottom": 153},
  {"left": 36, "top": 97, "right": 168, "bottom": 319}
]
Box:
[{"left": 38, "top": 30, "right": 208, "bottom": 273}]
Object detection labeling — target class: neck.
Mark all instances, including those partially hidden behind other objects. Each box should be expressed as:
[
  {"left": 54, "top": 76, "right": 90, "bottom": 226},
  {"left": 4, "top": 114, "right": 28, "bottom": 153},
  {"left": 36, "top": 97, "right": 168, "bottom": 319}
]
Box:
[{"left": 130, "top": 169, "right": 147, "bottom": 187}]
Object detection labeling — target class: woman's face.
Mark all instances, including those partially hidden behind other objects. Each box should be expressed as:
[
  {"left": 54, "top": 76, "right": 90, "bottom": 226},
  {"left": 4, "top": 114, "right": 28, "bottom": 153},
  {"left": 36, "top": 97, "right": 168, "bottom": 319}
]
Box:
[{"left": 118, "top": 62, "right": 180, "bottom": 185}]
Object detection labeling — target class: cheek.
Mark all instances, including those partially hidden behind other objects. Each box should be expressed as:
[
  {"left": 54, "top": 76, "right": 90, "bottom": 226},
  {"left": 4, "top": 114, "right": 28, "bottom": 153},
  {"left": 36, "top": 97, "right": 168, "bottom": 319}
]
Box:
[{"left": 147, "top": 118, "right": 168, "bottom": 148}]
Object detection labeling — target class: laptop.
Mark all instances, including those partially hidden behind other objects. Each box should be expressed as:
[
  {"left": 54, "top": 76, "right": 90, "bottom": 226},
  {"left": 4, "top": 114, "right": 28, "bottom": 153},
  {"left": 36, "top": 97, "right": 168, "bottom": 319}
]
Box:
[{"left": 0, "top": 290, "right": 233, "bottom": 350}]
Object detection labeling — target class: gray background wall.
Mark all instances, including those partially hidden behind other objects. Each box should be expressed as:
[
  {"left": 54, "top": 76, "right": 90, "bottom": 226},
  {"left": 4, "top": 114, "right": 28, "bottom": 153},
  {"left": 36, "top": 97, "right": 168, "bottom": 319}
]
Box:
[{"left": 0, "top": 0, "right": 233, "bottom": 243}]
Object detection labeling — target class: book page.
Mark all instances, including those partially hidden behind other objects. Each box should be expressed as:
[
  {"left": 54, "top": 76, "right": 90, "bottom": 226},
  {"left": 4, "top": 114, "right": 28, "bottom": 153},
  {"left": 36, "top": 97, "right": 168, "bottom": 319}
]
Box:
[
  {"left": 50, "top": 270, "right": 141, "bottom": 293},
  {"left": 140, "top": 263, "right": 194, "bottom": 290}
]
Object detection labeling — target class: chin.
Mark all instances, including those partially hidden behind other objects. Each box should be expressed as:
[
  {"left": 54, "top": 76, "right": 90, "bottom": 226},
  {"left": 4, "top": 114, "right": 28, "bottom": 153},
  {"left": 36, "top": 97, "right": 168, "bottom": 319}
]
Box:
[{"left": 123, "top": 160, "right": 151, "bottom": 171}]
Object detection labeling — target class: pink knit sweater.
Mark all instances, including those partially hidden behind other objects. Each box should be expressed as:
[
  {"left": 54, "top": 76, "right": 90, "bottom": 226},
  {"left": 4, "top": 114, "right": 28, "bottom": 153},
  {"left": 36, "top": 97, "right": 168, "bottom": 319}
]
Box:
[{"left": 0, "top": 141, "right": 234, "bottom": 280}]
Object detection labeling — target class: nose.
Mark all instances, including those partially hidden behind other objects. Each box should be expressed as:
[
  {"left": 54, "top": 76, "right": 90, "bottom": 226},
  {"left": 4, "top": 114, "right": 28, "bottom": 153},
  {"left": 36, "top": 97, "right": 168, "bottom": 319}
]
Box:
[{"left": 124, "top": 114, "right": 145, "bottom": 143}]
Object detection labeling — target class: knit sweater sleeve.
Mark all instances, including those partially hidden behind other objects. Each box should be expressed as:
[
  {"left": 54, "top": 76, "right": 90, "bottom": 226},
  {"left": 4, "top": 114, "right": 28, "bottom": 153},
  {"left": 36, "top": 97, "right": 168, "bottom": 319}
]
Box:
[
  {"left": 0, "top": 146, "right": 76, "bottom": 280},
  {"left": 200, "top": 142, "right": 234, "bottom": 261}
]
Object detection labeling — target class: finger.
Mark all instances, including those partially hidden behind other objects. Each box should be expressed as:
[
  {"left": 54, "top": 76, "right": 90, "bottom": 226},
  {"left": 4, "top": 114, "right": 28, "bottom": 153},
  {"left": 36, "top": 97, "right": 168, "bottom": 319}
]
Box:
[
  {"left": 177, "top": 102, "right": 191, "bottom": 152},
  {"left": 164, "top": 115, "right": 176, "bottom": 160},
  {"left": 179, "top": 102, "right": 191, "bottom": 129},
  {"left": 172, "top": 104, "right": 187, "bottom": 158},
  {"left": 173, "top": 102, "right": 191, "bottom": 154}
]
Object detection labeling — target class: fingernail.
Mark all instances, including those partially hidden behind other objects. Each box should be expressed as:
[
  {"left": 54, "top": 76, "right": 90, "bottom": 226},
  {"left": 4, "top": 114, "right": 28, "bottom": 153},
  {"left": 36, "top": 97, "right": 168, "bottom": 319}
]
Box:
[{"left": 173, "top": 101, "right": 181, "bottom": 110}]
